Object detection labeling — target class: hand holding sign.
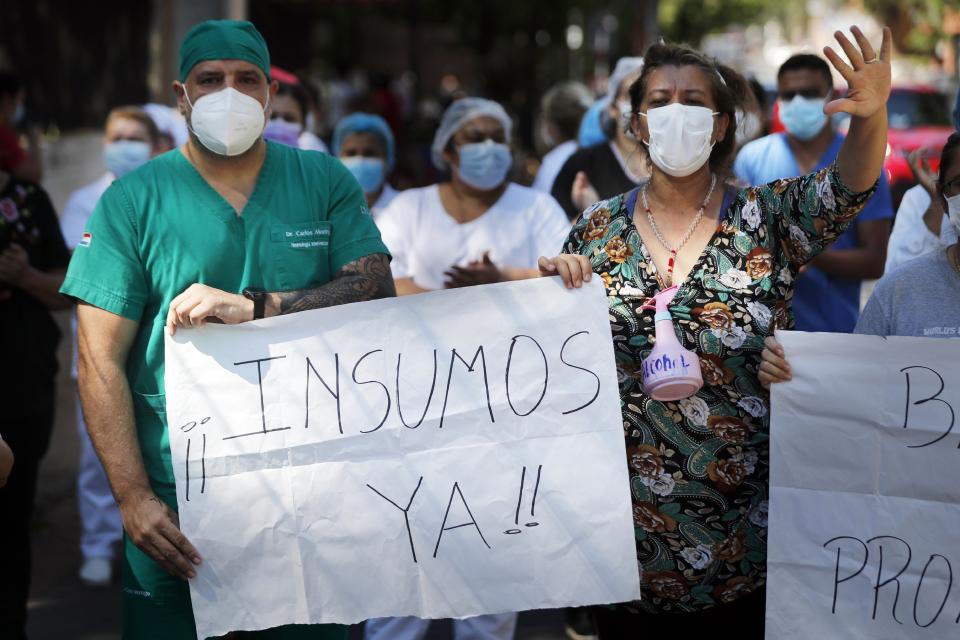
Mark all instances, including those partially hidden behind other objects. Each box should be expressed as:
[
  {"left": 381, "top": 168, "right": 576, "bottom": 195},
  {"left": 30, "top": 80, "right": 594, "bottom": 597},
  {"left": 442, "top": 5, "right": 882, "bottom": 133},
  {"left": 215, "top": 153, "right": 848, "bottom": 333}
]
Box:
[
  {"left": 166, "top": 283, "right": 254, "bottom": 335},
  {"left": 758, "top": 336, "right": 791, "bottom": 389},
  {"left": 767, "top": 331, "right": 960, "bottom": 639},
  {"left": 537, "top": 254, "right": 593, "bottom": 288},
  {"left": 165, "top": 278, "right": 639, "bottom": 638}
]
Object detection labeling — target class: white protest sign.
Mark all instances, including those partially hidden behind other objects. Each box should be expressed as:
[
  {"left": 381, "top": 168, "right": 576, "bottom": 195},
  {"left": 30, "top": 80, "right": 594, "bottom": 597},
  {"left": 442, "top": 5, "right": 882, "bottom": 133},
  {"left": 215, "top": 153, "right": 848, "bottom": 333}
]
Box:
[
  {"left": 164, "top": 277, "right": 640, "bottom": 639},
  {"left": 767, "top": 331, "right": 960, "bottom": 639}
]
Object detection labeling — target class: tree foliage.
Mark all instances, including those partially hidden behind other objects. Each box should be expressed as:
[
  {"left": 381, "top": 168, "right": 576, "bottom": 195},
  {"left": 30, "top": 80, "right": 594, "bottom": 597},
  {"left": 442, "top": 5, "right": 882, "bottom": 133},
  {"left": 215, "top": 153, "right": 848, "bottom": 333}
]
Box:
[
  {"left": 658, "top": 0, "right": 780, "bottom": 46},
  {"left": 863, "top": 0, "right": 959, "bottom": 55},
  {"left": 658, "top": 0, "right": 960, "bottom": 56}
]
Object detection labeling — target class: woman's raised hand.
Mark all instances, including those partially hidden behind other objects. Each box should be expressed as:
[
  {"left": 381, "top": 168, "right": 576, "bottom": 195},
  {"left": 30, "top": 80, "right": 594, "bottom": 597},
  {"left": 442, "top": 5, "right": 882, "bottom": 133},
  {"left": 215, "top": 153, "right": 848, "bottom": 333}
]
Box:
[
  {"left": 538, "top": 254, "right": 593, "bottom": 289},
  {"left": 823, "top": 25, "right": 892, "bottom": 119}
]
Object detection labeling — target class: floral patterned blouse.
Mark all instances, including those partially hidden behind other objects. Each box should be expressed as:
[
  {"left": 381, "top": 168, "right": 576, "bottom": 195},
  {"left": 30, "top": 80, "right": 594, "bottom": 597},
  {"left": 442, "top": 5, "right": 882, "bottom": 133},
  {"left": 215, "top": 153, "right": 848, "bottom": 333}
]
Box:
[{"left": 563, "top": 164, "right": 875, "bottom": 614}]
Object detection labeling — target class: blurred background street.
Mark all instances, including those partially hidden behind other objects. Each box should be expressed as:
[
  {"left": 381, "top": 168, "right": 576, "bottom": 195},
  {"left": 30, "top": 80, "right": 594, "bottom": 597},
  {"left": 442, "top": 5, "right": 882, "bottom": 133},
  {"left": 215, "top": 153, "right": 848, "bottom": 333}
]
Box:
[{"left": 5, "top": 0, "right": 958, "bottom": 637}]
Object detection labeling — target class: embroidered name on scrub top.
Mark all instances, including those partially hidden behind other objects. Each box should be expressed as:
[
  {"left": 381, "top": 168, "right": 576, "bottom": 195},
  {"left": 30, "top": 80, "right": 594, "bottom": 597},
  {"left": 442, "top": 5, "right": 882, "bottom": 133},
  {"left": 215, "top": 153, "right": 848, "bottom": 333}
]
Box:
[{"left": 271, "top": 221, "right": 331, "bottom": 249}]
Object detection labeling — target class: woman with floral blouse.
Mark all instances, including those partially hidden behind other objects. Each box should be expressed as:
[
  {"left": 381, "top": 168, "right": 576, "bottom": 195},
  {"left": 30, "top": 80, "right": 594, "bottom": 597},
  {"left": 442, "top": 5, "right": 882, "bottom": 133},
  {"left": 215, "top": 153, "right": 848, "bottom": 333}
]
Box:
[{"left": 539, "top": 27, "right": 892, "bottom": 636}]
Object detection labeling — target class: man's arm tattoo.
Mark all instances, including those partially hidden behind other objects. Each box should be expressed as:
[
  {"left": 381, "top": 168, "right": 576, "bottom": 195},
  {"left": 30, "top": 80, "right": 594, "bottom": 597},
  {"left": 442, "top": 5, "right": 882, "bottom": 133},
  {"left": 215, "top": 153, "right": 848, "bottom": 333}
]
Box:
[{"left": 276, "top": 253, "right": 396, "bottom": 314}]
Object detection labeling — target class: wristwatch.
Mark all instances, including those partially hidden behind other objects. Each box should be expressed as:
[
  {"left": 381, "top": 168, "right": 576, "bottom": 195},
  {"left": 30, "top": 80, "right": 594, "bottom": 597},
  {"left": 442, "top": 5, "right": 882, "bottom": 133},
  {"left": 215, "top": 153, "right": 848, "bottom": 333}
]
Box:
[{"left": 242, "top": 287, "right": 267, "bottom": 320}]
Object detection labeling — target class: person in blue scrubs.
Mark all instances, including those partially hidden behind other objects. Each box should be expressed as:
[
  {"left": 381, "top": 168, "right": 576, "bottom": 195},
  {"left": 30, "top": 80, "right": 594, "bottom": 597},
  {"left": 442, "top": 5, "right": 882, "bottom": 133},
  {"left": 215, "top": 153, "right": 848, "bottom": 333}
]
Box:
[{"left": 735, "top": 54, "right": 892, "bottom": 332}]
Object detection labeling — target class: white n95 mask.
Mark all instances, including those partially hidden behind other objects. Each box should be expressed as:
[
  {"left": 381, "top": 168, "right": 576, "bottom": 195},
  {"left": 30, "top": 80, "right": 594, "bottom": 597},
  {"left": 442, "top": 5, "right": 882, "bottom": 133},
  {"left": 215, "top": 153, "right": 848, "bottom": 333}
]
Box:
[
  {"left": 186, "top": 87, "right": 267, "bottom": 156},
  {"left": 640, "top": 103, "right": 718, "bottom": 177}
]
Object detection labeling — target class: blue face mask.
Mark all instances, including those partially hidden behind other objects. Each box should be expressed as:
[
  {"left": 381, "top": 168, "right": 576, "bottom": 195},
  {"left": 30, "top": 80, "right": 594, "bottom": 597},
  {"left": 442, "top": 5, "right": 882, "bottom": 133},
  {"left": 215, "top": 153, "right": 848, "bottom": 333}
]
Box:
[
  {"left": 341, "top": 157, "right": 385, "bottom": 194},
  {"left": 778, "top": 96, "right": 828, "bottom": 141},
  {"left": 263, "top": 118, "right": 302, "bottom": 147},
  {"left": 104, "top": 140, "right": 152, "bottom": 178},
  {"left": 456, "top": 140, "right": 512, "bottom": 191}
]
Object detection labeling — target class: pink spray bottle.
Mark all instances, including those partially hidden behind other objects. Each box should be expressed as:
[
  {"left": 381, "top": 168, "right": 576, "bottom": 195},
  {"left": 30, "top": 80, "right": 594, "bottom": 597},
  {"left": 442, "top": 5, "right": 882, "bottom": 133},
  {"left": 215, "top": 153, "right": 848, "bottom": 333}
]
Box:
[{"left": 640, "top": 285, "right": 704, "bottom": 401}]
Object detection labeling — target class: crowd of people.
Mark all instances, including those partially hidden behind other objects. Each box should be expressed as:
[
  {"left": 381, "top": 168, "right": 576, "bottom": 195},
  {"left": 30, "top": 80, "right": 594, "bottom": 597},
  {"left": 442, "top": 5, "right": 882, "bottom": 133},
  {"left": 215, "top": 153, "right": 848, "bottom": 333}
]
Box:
[{"left": 0, "top": 14, "right": 953, "bottom": 640}]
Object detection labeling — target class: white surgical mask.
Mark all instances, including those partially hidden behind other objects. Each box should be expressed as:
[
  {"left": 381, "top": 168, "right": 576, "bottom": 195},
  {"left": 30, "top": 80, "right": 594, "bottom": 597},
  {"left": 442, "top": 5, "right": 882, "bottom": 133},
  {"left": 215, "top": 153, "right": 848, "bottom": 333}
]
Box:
[
  {"left": 945, "top": 193, "right": 960, "bottom": 234},
  {"left": 640, "top": 103, "right": 717, "bottom": 177},
  {"left": 185, "top": 87, "right": 268, "bottom": 156}
]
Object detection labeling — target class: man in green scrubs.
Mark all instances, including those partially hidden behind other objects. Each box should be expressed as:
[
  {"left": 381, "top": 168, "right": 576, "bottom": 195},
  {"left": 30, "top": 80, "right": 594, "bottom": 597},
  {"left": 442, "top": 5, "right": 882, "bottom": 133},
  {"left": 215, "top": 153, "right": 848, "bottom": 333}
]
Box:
[{"left": 60, "top": 20, "right": 394, "bottom": 639}]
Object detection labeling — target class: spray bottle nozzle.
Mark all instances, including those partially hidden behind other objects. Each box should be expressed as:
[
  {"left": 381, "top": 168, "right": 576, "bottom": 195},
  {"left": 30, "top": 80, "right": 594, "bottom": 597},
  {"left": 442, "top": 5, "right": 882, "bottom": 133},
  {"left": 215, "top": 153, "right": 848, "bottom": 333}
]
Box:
[{"left": 640, "top": 285, "right": 679, "bottom": 312}]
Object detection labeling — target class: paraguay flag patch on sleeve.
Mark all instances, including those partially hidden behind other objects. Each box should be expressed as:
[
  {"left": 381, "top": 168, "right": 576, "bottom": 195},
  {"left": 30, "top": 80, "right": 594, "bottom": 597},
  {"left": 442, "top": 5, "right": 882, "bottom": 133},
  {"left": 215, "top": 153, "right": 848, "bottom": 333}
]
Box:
[{"left": 78, "top": 232, "right": 92, "bottom": 248}]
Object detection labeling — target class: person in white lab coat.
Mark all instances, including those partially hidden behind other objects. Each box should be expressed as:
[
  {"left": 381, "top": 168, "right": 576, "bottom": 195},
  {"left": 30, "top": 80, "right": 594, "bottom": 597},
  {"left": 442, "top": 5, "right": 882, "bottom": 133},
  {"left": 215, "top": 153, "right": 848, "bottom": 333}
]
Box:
[{"left": 60, "top": 105, "right": 162, "bottom": 587}]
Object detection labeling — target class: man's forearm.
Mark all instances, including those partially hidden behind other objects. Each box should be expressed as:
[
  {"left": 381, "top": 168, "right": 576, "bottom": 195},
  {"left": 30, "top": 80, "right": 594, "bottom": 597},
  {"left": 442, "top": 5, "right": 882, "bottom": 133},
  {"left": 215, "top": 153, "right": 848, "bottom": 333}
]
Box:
[
  {"left": 78, "top": 354, "right": 152, "bottom": 506},
  {"left": 266, "top": 252, "right": 395, "bottom": 315}
]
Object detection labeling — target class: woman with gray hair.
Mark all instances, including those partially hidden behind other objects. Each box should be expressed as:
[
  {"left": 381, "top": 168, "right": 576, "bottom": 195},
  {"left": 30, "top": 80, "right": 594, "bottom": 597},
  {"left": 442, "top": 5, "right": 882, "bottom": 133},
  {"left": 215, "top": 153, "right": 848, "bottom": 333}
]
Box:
[
  {"left": 377, "top": 97, "right": 570, "bottom": 296},
  {"left": 551, "top": 57, "right": 648, "bottom": 220},
  {"left": 532, "top": 81, "right": 594, "bottom": 193}
]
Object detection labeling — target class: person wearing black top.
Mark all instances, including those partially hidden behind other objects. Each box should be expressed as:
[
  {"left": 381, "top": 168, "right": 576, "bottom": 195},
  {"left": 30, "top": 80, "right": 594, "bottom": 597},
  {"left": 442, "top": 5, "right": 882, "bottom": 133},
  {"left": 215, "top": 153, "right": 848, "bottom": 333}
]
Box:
[
  {"left": 0, "top": 170, "right": 71, "bottom": 639},
  {"left": 552, "top": 142, "right": 642, "bottom": 220},
  {"left": 552, "top": 57, "right": 649, "bottom": 220}
]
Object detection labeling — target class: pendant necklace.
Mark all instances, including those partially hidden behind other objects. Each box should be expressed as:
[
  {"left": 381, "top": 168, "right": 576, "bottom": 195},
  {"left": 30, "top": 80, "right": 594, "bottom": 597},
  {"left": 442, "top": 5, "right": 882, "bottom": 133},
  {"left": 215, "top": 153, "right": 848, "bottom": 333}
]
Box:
[{"left": 642, "top": 173, "right": 717, "bottom": 285}]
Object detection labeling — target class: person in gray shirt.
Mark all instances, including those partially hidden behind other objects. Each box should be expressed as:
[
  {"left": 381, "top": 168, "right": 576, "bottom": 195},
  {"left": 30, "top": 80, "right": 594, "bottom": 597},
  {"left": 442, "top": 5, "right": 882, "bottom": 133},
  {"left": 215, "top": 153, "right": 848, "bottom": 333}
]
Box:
[
  {"left": 854, "top": 248, "right": 960, "bottom": 338},
  {"left": 758, "top": 132, "right": 960, "bottom": 385}
]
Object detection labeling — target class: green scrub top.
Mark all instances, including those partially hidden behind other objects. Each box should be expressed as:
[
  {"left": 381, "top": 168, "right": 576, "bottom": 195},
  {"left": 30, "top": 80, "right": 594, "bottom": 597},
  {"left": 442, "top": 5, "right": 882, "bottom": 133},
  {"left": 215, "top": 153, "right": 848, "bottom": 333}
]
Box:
[{"left": 61, "top": 141, "right": 389, "bottom": 494}]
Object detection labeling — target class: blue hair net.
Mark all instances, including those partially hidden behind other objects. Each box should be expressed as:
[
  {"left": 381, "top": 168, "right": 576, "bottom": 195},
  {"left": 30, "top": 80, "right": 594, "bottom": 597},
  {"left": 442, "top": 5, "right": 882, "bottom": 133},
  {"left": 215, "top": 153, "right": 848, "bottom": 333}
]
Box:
[
  {"left": 578, "top": 99, "right": 606, "bottom": 147},
  {"left": 332, "top": 113, "right": 396, "bottom": 171},
  {"left": 431, "top": 97, "right": 513, "bottom": 170}
]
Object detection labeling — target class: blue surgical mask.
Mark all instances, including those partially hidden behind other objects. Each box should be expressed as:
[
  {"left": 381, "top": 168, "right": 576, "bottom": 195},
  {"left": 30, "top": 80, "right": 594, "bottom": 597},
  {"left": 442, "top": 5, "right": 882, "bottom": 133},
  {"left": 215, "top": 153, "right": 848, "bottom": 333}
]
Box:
[
  {"left": 341, "top": 157, "right": 385, "bottom": 194},
  {"left": 104, "top": 140, "right": 152, "bottom": 178},
  {"left": 778, "top": 96, "right": 828, "bottom": 141},
  {"left": 456, "top": 141, "right": 512, "bottom": 191},
  {"left": 263, "top": 118, "right": 302, "bottom": 147}
]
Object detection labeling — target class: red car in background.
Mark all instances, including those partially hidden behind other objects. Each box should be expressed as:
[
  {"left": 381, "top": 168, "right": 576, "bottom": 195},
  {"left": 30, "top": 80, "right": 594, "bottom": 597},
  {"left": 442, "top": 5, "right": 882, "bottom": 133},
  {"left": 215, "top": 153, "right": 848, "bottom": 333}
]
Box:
[
  {"left": 883, "top": 86, "right": 953, "bottom": 207},
  {"left": 770, "top": 85, "right": 954, "bottom": 209}
]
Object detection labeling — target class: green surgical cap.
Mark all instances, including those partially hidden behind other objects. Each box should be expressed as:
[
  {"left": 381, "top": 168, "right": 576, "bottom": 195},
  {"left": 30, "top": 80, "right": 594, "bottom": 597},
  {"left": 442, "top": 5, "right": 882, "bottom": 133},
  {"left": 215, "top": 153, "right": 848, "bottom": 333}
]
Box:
[{"left": 179, "top": 20, "right": 270, "bottom": 82}]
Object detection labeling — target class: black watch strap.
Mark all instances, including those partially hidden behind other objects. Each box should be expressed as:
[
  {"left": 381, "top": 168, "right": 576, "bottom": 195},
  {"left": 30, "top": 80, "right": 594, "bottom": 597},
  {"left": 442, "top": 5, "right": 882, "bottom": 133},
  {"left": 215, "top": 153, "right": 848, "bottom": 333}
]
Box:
[{"left": 242, "top": 287, "right": 267, "bottom": 320}]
